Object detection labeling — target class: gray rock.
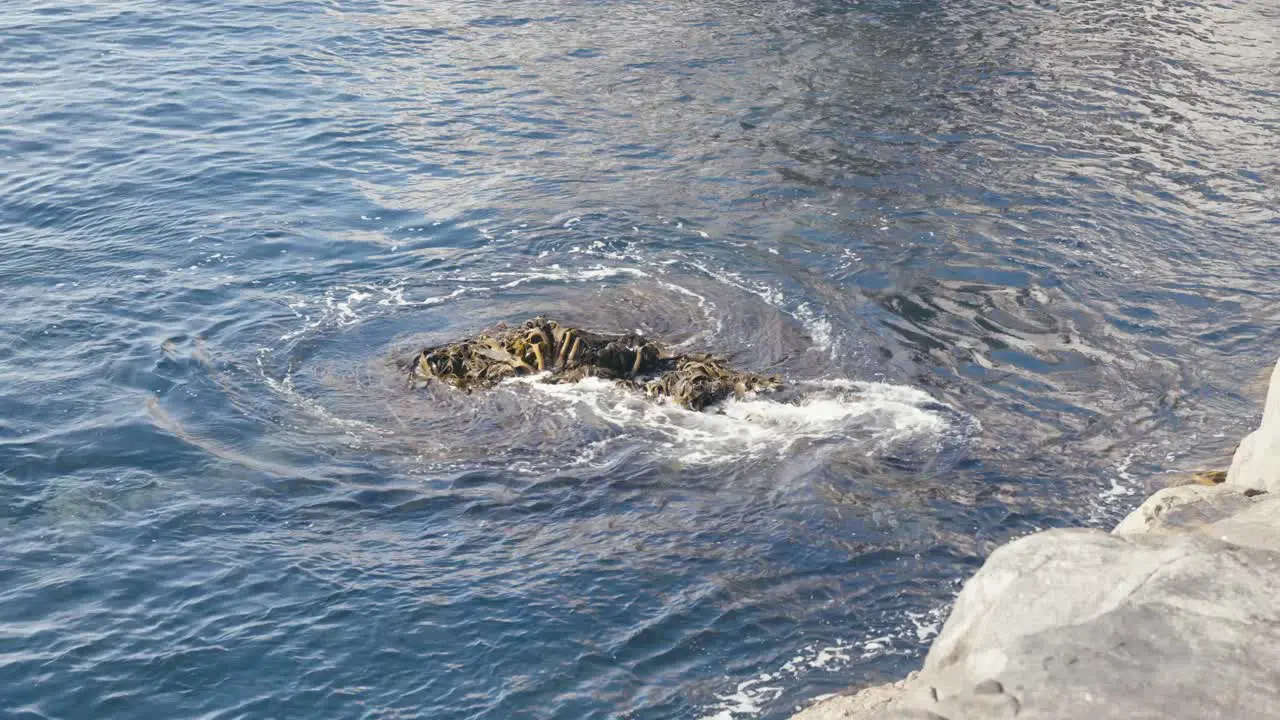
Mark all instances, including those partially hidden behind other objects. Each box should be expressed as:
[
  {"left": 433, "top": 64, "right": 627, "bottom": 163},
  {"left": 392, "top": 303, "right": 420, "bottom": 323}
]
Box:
[
  {"left": 1113, "top": 483, "right": 1262, "bottom": 536},
  {"left": 909, "top": 528, "right": 1280, "bottom": 719},
  {"left": 1197, "top": 494, "right": 1280, "bottom": 552},
  {"left": 791, "top": 673, "right": 917, "bottom": 719},
  {"left": 793, "top": 356, "right": 1280, "bottom": 720},
  {"left": 1228, "top": 357, "right": 1280, "bottom": 493},
  {"left": 794, "top": 509, "right": 1280, "bottom": 720}
]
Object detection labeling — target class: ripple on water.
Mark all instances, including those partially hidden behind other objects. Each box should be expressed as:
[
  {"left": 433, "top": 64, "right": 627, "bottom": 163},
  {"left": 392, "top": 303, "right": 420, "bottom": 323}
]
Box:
[{"left": 3, "top": 0, "right": 1278, "bottom": 717}]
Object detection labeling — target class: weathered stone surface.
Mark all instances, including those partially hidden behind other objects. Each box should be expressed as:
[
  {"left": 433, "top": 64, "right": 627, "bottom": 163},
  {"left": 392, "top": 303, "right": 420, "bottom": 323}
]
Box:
[
  {"left": 908, "top": 528, "right": 1280, "bottom": 719},
  {"left": 1112, "top": 483, "right": 1261, "bottom": 536},
  {"left": 791, "top": 674, "right": 917, "bottom": 719},
  {"left": 796, "top": 506, "right": 1280, "bottom": 720},
  {"left": 1197, "top": 495, "right": 1280, "bottom": 552},
  {"left": 792, "top": 355, "right": 1280, "bottom": 720},
  {"left": 1228, "top": 356, "right": 1280, "bottom": 493}
]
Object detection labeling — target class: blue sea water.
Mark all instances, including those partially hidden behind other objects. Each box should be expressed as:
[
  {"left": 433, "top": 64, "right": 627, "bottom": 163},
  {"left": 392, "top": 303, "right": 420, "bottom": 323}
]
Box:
[{"left": 1, "top": 0, "right": 1277, "bottom": 718}]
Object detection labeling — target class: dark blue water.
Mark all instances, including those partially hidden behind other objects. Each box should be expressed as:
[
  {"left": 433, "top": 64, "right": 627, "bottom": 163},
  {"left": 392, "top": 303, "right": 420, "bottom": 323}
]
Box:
[{"left": 2, "top": 1, "right": 1277, "bottom": 718}]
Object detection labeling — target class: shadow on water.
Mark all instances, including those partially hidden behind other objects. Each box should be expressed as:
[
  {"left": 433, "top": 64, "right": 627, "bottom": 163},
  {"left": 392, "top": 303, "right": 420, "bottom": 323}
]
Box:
[{"left": 1, "top": 0, "right": 1277, "bottom": 717}]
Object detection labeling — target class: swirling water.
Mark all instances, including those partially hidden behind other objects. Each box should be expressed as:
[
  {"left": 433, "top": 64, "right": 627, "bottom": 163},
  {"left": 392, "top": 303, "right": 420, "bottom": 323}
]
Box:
[{"left": 1, "top": 0, "right": 1277, "bottom": 717}]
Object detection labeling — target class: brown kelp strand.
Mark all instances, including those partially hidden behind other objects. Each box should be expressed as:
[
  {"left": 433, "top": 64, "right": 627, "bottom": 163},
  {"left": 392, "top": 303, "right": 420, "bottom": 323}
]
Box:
[{"left": 408, "top": 317, "right": 781, "bottom": 410}]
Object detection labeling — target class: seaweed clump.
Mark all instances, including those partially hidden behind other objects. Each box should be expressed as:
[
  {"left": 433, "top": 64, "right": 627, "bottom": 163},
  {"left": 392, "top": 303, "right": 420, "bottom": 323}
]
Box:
[{"left": 408, "top": 317, "right": 780, "bottom": 410}]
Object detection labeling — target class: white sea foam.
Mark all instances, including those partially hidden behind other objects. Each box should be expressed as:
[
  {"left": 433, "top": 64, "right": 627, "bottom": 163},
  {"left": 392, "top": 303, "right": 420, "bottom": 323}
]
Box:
[
  {"left": 490, "top": 264, "right": 649, "bottom": 288},
  {"left": 280, "top": 281, "right": 418, "bottom": 341},
  {"left": 1087, "top": 449, "right": 1143, "bottom": 526},
  {"left": 685, "top": 259, "right": 840, "bottom": 358},
  {"left": 254, "top": 351, "right": 388, "bottom": 439},
  {"left": 696, "top": 598, "right": 955, "bottom": 719},
  {"left": 515, "top": 377, "right": 953, "bottom": 466},
  {"left": 654, "top": 279, "right": 723, "bottom": 340},
  {"left": 275, "top": 265, "right": 649, "bottom": 342},
  {"left": 265, "top": 259, "right": 939, "bottom": 467},
  {"left": 699, "top": 675, "right": 785, "bottom": 720}
]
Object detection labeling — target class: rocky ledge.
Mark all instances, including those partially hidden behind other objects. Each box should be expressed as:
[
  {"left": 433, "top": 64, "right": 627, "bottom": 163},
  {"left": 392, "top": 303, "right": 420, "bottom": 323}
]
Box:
[{"left": 795, "top": 357, "right": 1280, "bottom": 720}]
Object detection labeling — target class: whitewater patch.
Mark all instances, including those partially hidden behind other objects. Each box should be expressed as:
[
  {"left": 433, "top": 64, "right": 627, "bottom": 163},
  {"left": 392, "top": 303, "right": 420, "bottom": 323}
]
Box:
[
  {"left": 280, "top": 281, "right": 422, "bottom": 342},
  {"left": 683, "top": 259, "right": 840, "bottom": 360},
  {"left": 513, "top": 376, "right": 959, "bottom": 466},
  {"left": 274, "top": 266, "right": 661, "bottom": 343},
  {"left": 486, "top": 264, "right": 650, "bottom": 289},
  {"left": 253, "top": 351, "right": 390, "bottom": 440},
  {"left": 560, "top": 234, "right": 840, "bottom": 359},
  {"left": 653, "top": 278, "right": 723, "bottom": 343},
  {"left": 257, "top": 258, "right": 959, "bottom": 469},
  {"left": 1085, "top": 447, "right": 1150, "bottom": 527},
  {"left": 696, "top": 597, "right": 955, "bottom": 720}
]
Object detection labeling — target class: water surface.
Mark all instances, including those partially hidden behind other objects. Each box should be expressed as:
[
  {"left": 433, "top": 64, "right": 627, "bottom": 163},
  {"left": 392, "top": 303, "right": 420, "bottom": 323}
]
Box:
[{"left": 2, "top": 0, "right": 1278, "bottom": 718}]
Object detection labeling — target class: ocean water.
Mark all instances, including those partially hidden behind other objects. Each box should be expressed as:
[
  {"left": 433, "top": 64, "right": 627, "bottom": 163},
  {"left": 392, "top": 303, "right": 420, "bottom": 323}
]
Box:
[{"left": 2, "top": 0, "right": 1277, "bottom": 718}]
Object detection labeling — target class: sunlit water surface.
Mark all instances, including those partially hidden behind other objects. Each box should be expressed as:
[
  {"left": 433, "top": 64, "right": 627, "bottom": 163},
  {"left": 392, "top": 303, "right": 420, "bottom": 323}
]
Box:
[{"left": 2, "top": 0, "right": 1277, "bottom": 717}]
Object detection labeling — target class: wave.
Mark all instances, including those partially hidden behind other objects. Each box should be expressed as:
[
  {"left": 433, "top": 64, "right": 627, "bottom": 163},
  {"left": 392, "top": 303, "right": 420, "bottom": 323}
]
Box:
[{"left": 516, "top": 376, "right": 957, "bottom": 466}]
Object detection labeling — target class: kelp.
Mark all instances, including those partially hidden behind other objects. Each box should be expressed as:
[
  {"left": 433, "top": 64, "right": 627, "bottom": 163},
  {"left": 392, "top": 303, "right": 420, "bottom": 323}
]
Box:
[{"left": 408, "top": 317, "right": 780, "bottom": 410}]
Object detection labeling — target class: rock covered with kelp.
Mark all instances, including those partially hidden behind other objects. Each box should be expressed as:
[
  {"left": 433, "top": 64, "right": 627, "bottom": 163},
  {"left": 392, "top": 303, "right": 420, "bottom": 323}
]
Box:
[{"left": 407, "top": 317, "right": 780, "bottom": 410}]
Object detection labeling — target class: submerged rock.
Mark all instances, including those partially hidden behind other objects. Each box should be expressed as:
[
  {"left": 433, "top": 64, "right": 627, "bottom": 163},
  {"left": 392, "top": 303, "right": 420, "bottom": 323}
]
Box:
[{"left": 407, "top": 317, "right": 780, "bottom": 410}]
